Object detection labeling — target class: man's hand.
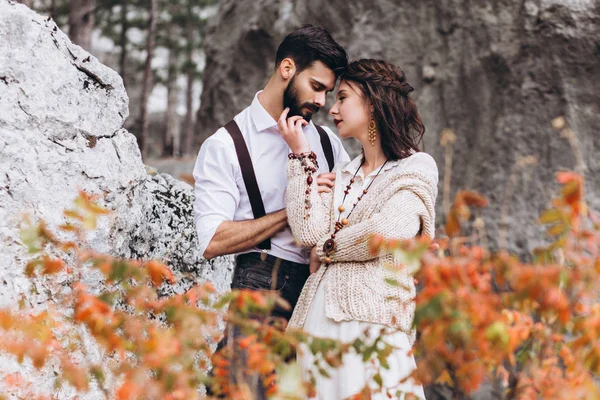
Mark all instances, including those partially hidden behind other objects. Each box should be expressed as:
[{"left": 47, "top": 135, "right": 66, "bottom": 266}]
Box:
[
  {"left": 316, "top": 172, "right": 335, "bottom": 193},
  {"left": 309, "top": 246, "right": 321, "bottom": 274}
]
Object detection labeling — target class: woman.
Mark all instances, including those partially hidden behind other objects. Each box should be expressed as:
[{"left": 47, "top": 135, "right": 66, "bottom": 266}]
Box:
[{"left": 278, "top": 59, "right": 438, "bottom": 399}]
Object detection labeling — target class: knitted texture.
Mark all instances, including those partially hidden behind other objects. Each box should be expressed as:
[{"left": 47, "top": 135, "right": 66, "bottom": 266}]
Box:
[{"left": 286, "top": 152, "right": 438, "bottom": 344}]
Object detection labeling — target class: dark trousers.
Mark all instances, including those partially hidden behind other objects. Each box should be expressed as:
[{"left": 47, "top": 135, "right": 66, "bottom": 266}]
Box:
[
  {"left": 209, "top": 252, "right": 310, "bottom": 398},
  {"left": 231, "top": 252, "right": 310, "bottom": 320}
]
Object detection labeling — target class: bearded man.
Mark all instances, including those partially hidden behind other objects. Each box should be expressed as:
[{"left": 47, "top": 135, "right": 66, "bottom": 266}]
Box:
[{"left": 193, "top": 25, "right": 349, "bottom": 322}]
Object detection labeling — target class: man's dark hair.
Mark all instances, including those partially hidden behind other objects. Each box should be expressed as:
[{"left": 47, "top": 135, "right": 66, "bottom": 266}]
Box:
[{"left": 275, "top": 25, "right": 348, "bottom": 77}]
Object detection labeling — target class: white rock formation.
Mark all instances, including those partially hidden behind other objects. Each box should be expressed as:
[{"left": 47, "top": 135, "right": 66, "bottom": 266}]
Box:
[{"left": 0, "top": 1, "right": 233, "bottom": 396}]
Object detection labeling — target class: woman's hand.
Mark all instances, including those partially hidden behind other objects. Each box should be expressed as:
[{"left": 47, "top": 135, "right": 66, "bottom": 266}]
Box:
[
  {"left": 309, "top": 246, "right": 321, "bottom": 274},
  {"left": 278, "top": 107, "right": 310, "bottom": 154}
]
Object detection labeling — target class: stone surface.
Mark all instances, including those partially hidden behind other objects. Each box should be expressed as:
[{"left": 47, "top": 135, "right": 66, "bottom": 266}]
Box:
[
  {"left": 0, "top": 1, "right": 232, "bottom": 396},
  {"left": 196, "top": 0, "right": 600, "bottom": 257}
]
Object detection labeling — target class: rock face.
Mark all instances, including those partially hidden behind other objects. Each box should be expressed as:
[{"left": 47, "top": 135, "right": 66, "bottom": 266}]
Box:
[
  {"left": 0, "top": 1, "right": 233, "bottom": 395},
  {"left": 196, "top": 0, "right": 600, "bottom": 256},
  {"left": 0, "top": 0, "right": 233, "bottom": 302}
]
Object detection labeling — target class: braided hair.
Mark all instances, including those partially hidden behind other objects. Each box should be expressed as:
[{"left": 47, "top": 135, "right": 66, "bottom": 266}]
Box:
[{"left": 340, "top": 59, "right": 424, "bottom": 160}]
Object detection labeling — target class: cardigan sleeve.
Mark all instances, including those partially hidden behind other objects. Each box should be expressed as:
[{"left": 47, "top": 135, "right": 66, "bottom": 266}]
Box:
[
  {"left": 315, "top": 189, "right": 428, "bottom": 262},
  {"left": 286, "top": 158, "right": 334, "bottom": 247}
]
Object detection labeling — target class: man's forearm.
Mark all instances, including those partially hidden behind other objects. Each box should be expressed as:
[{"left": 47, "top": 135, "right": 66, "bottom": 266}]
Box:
[{"left": 203, "top": 209, "right": 288, "bottom": 259}]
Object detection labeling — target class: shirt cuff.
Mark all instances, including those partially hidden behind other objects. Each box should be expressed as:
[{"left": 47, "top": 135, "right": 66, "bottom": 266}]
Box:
[{"left": 195, "top": 216, "right": 227, "bottom": 258}]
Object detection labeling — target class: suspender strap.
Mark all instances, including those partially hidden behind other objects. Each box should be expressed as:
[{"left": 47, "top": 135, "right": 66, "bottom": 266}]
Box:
[
  {"left": 315, "top": 124, "right": 334, "bottom": 172},
  {"left": 224, "top": 120, "right": 270, "bottom": 250}
]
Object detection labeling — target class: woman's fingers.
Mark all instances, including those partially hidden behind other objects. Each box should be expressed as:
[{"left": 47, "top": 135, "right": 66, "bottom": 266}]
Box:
[
  {"left": 278, "top": 108, "right": 308, "bottom": 137},
  {"left": 293, "top": 118, "right": 307, "bottom": 135},
  {"left": 279, "top": 109, "right": 303, "bottom": 134},
  {"left": 277, "top": 109, "right": 310, "bottom": 153},
  {"left": 317, "top": 186, "right": 332, "bottom": 193},
  {"left": 287, "top": 115, "right": 304, "bottom": 133},
  {"left": 277, "top": 108, "right": 290, "bottom": 134},
  {"left": 278, "top": 107, "right": 290, "bottom": 123},
  {"left": 316, "top": 177, "right": 335, "bottom": 188}
]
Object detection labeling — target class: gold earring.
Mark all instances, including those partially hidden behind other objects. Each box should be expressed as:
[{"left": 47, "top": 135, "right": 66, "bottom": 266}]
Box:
[{"left": 368, "top": 119, "right": 377, "bottom": 146}]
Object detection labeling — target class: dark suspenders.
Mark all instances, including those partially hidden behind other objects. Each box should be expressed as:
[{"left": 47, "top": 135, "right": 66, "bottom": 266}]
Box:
[
  {"left": 224, "top": 120, "right": 270, "bottom": 250},
  {"left": 315, "top": 124, "right": 334, "bottom": 174},
  {"left": 224, "top": 120, "right": 334, "bottom": 251}
]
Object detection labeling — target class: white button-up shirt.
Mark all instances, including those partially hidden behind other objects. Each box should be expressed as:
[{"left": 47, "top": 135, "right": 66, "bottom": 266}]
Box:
[{"left": 193, "top": 92, "right": 350, "bottom": 264}]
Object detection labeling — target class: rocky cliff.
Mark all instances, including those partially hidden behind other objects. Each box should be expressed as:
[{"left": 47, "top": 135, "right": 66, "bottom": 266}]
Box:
[
  {"left": 0, "top": 0, "right": 233, "bottom": 304},
  {"left": 196, "top": 0, "right": 600, "bottom": 256},
  {"left": 0, "top": 2, "right": 232, "bottom": 395}
]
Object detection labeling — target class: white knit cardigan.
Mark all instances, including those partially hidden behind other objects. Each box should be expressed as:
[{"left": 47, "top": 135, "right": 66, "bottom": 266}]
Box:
[{"left": 285, "top": 152, "right": 438, "bottom": 343}]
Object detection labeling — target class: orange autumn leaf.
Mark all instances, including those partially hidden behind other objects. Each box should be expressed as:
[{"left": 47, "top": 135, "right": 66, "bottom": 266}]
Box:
[
  {"left": 249, "top": 291, "right": 268, "bottom": 308},
  {"left": 238, "top": 334, "right": 256, "bottom": 350},
  {"left": 116, "top": 381, "right": 142, "bottom": 400},
  {"left": 445, "top": 191, "right": 488, "bottom": 237},
  {"left": 369, "top": 234, "right": 385, "bottom": 255},
  {"left": 459, "top": 191, "right": 489, "bottom": 208},
  {"left": 3, "top": 372, "right": 27, "bottom": 387},
  {"left": 146, "top": 260, "right": 175, "bottom": 286},
  {"left": 76, "top": 190, "right": 110, "bottom": 215},
  {"left": 61, "top": 359, "right": 89, "bottom": 391},
  {"left": 30, "top": 344, "right": 49, "bottom": 368},
  {"left": 555, "top": 171, "right": 581, "bottom": 185},
  {"left": 445, "top": 211, "right": 461, "bottom": 237},
  {"left": 265, "top": 381, "right": 279, "bottom": 396},
  {"left": 41, "top": 255, "right": 65, "bottom": 275}
]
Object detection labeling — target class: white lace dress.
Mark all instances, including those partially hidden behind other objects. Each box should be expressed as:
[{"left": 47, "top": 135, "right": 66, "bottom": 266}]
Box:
[{"left": 297, "top": 158, "right": 426, "bottom": 400}]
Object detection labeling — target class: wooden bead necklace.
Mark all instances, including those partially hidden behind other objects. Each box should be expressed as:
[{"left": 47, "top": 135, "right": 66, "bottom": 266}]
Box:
[{"left": 322, "top": 158, "right": 388, "bottom": 264}]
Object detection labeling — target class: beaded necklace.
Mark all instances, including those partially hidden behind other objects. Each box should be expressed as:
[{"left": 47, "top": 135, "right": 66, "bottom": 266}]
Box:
[{"left": 322, "top": 158, "right": 388, "bottom": 264}]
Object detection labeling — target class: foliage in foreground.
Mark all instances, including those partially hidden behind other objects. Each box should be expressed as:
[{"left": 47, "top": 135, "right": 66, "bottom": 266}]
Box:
[{"left": 1, "top": 122, "right": 599, "bottom": 399}]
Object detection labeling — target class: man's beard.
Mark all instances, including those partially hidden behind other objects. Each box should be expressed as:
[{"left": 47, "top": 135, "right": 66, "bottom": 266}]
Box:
[{"left": 283, "top": 76, "right": 320, "bottom": 122}]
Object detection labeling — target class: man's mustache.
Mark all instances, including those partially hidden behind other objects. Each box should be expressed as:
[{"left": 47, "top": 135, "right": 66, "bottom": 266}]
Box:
[{"left": 303, "top": 103, "right": 319, "bottom": 114}]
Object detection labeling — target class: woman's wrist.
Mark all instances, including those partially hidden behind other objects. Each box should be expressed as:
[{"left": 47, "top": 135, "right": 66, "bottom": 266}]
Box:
[
  {"left": 288, "top": 151, "right": 318, "bottom": 163},
  {"left": 290, "top": 146, "right": 311, "bottom": 155}
]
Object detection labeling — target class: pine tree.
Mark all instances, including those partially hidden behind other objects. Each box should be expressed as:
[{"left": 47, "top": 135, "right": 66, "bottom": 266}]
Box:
[
  {"left": 177, "top": 0, "right": 214, "bottom": 156},
  {"left": 139, "top": 0, "right": 158, "bottom": 158},
  {"left": 68, "top": 0, "right": 96, "bottom": 50},
  {"left": 154, "top": 2, "right": 184, "bottom": 157}
]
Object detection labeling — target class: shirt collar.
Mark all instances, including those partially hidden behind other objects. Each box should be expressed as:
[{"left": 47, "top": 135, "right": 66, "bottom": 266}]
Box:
[
  {"left": 340, "top": 154, "right": 402, "bottom": 178},
  {"left": 249, "top": 91, "right": 278, "bottom": 133}
]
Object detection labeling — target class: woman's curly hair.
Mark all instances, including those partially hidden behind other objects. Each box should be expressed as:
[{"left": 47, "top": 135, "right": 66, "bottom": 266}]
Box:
[{"left": 340, "top": 59, "right": 425, "bottom": 160}]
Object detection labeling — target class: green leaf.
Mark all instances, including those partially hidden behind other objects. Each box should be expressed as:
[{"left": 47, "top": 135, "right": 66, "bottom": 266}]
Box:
[
  {"left": 414, "top": 294, "right": 444, "bottom": 325},
  {"left": 378, "top": 353, "right": 390, "bottom": 370},
  {"left": 20, "top": 220, "right": 43, "bottom": 254},
  {"left": 25, "top": 258, "right": 41, "bottom": 277},
  {"left": 90, "top": 365, "right": 105, "bottom": 385},
  {"left": 373, "top": 372, "right": 383, "bottom": 387},
  {"left": 109, "top": 261, "right": 129, "bottom": 281},
  {"left": 98, "top": 292, "right": 117, "bottom": 306},
  {"left": 384, "top": 278, "right": 400, "bottom": 287},
  {"left": 547, "top": 223, "right": 568, "bottom": 237},
  {"left": 317, "top": 366, "right": 331, "bottom": 379},
  {"left": 362, "top": 344, "right": 376, "bottom": 362},
  {"left": 538, "top": 209, "right": 563, "bottom": 225}
]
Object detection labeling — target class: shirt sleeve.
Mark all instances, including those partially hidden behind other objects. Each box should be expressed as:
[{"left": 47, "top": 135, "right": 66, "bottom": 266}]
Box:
[
  {"left": 321, "top": 125, "right": 351, "bottom": 165},
  {"left": 193, "top": 132, "right": 240, "bottom": 257}
]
